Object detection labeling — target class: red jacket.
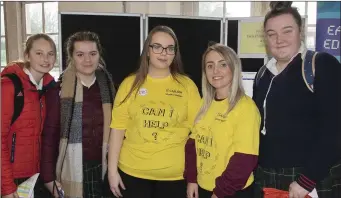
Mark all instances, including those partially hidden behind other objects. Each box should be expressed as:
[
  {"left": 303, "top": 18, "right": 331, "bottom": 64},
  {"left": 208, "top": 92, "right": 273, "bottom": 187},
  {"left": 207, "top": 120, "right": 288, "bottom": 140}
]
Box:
[{"left": 1, "top": 63, "right": 55, "bottom": 195}]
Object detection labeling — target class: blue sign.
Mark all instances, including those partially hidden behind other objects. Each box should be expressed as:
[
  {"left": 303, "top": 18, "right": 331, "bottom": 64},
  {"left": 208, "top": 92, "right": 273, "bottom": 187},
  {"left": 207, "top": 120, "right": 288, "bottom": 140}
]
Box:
[
  {"left": 316, "top": 2, "right": 341, "bottom": 62},
  {"left": 316, "top": 19, "right": 340, "bottom": 56}
]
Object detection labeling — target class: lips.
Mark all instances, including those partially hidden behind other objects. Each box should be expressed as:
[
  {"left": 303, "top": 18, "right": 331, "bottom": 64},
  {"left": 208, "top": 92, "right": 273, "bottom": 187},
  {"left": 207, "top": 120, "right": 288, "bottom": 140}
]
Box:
[
  {"left": 157, "top": 58, "right": 167, "bottom": 62},
  {"left": 213, "top": 76, "right": 223, "bottom": 80},
  {"left": 40, "top": 64, "right": 50, "bottom": 67}
]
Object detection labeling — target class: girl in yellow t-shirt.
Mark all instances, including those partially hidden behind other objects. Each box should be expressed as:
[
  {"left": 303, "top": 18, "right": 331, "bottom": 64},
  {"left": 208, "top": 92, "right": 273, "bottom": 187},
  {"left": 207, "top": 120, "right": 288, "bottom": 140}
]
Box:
[
  {"left": 185, "top": 43, "right": 261, "bottom": 198},
  {"left": 107, "top": 25, "right": 201, "bottom": 198}
]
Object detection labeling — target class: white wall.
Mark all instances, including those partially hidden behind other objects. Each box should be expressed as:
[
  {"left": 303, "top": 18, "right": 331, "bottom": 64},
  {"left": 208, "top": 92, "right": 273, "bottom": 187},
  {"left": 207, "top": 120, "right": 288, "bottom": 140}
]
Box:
[{"left": 59, "top": 2, "right": 124, "bottom": 13}]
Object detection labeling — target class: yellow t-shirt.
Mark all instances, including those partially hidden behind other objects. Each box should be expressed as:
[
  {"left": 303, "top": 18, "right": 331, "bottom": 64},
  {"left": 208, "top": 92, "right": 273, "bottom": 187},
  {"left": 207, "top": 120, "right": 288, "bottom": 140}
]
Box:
[
  {"left": 110, "top": 74, "right": 201, "bottom": 180},
  {"left": 192, "top": 95, "right": 260, "bottom": 191}
]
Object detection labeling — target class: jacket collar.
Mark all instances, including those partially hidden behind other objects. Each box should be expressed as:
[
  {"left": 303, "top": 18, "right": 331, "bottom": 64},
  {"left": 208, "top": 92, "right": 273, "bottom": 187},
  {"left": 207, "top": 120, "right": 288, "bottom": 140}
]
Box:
[
  {"left": 1, "top": 62, "right": 56, "bottom": 89},
  {"left": 266, "top": 42, "right": 307, "bottom": 75}
]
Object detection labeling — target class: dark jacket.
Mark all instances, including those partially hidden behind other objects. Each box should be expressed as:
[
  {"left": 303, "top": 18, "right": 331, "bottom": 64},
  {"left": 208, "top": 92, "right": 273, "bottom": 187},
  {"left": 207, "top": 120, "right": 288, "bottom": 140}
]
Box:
[
  {"left": 40, "top": 81, "right": 104, "bottom": 183},
  {"left": 252, "top": 52, "right": 341, "bottom": 192}
]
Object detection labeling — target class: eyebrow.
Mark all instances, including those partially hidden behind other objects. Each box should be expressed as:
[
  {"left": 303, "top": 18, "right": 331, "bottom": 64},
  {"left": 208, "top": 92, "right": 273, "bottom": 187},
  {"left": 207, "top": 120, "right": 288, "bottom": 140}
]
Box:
[
  {"left": 206, "top": 60, "right": 225, "bottom": 64},
  {"left": 266, "top": 29, "right": 276, "bottom": 33},
  {"left": 75, "top": 50, "right": 98, "bottom": 53},
  {"left": 266, "top": 26, "right": 294, "bottom": 33},
  {"left": 34, "top": 49, "right": 54, "bottom": 53},
  {"left": 282, "top": 26, "right": 293, "bottom": 29}
]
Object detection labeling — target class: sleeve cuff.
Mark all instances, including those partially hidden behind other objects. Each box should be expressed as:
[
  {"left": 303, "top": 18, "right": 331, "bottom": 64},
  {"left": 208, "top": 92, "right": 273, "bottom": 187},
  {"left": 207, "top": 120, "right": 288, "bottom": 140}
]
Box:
[
  {"left": 213, "top": 187, "right": 224, "bottom": 198},
  {"left": 185, "top": 174, "right": 197, "bottom": 183},
  {"left": 213, "top": 186, "right": 232, "bottom": 198},
  {"left": 296, "top": 174, "right": 316, "bottom": 192}
]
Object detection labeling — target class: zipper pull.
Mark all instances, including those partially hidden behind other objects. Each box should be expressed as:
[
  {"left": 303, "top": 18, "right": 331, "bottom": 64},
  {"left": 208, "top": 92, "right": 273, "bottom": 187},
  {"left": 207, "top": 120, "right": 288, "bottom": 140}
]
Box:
[{"left": 261, "top": 127, "right": 266, "bottom": 135}]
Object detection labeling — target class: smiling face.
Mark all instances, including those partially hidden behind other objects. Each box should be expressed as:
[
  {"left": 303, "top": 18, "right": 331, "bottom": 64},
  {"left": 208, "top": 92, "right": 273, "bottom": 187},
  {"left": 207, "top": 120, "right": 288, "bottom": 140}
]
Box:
[
  {"left": 148, "top": 31, "right": 176, "bottom": 71},
  {"left": 264, "top": 13, "right": 301, "bottom": 62},
  {"left": 24, "top": 38, "right": 56, "bottom": 74},
  {"left": 204, "top": 50, "right": 233, "bottom": 94},
  {"left": 72, "top": 41, "right": 99, "bottom": 76}
]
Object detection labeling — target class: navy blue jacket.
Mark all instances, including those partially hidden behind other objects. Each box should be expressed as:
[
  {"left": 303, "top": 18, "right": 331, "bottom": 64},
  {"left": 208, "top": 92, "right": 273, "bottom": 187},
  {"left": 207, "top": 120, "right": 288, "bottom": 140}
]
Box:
[{"left": 252, "top": 52, "right": 341, "bottom": 191}]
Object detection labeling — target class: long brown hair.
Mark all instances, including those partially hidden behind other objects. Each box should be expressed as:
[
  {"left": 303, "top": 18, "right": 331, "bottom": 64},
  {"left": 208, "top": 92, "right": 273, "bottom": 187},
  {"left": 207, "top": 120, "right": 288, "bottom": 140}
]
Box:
[{"left": 120, "top": 25, "right": 184, "bottom": 104}]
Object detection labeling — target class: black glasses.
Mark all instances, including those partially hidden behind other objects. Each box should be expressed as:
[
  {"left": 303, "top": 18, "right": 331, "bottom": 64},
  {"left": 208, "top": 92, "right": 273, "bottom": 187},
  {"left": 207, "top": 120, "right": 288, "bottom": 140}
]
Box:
[{"left": 149, "top": 44, "right": 176, "bottom": 55}]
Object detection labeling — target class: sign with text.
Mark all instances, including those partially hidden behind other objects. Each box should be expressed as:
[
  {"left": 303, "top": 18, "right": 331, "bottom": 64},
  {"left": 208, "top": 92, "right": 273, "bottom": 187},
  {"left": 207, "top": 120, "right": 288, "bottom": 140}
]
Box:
[
  {"left": 316, "top": 2, "right": 340, "bottom": 62},
  {"left": 238, "top": 19, "right": 266, "bottom": 58}
]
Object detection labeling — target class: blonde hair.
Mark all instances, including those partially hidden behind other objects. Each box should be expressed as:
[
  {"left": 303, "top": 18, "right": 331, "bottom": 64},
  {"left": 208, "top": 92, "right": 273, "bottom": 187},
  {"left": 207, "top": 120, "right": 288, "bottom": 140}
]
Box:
[
  {"left": 9, "top": 34, "right": 57, "bottom": 68},
  {"left": 195, "top": 43, "right": 245, "bottom": 122}
]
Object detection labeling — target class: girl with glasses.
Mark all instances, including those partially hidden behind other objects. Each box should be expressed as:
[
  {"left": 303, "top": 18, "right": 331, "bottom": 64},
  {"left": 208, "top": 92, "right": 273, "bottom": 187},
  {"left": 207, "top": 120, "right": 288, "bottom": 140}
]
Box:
[{"left": 107, "top": 25, "right": 201, "bottom": 198}]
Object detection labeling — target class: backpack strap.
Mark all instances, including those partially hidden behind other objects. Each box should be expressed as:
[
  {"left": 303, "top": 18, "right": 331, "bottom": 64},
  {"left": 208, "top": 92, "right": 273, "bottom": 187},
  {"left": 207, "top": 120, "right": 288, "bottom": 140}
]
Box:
[
  {"left": 302, "top": 50, "right": 318, "bottom": 93},
  {"left": 2, "top": 73, "right": 24, "bottom": 125},
  {"left": 255, "top": 64, "right": 267, "bottom": 87}
]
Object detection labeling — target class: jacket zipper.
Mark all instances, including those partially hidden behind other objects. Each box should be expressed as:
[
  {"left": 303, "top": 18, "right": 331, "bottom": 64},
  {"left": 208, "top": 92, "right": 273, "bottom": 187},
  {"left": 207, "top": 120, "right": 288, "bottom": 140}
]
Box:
[
  {"left": 10, "top": 132, "right": 16, "bottom": 163},
  {"left": 38, "top": 98, "right": 43, "bottom": 169}
]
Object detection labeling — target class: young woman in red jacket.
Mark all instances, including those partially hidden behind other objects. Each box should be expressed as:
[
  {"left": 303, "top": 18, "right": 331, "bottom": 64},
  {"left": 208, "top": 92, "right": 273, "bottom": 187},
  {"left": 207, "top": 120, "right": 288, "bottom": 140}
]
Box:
[{"left": 1, "top": 34, "right": 57, "bottom": 198}]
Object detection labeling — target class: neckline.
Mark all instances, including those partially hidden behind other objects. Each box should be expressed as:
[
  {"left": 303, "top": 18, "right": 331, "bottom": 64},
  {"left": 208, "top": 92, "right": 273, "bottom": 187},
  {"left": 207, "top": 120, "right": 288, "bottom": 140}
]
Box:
[{"left": 146, "top": 74, "right": 172, "bottom": 82}]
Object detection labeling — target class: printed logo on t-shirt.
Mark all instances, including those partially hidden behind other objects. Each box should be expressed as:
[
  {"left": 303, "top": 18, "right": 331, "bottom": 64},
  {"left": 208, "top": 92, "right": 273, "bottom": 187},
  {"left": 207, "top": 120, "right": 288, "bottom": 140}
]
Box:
[
  {"left": 138, "top": 88, "right": 148, "bottom": 96},
  {"left": 137, "top": 101, "right": 181, "bottom": 143},
  {"left": 165, "top": 88, "right": 183, "bottom": 97},
  {"left": 215, "top": 112, "right": 227, "bottom": 122}
]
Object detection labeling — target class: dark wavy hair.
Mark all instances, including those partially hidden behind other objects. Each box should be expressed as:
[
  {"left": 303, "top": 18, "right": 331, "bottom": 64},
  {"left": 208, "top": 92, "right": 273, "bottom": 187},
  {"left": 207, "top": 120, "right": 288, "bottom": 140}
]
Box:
[{"left": 264, "top": 1, "right": 302, "bottom": 32}]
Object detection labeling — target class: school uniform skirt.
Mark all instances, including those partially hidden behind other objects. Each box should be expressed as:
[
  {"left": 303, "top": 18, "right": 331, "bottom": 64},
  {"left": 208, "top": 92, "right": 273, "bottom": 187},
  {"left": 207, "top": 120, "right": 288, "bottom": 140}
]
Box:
[{"left": 254, "top": 161, "right": 341, "bottom": 198}]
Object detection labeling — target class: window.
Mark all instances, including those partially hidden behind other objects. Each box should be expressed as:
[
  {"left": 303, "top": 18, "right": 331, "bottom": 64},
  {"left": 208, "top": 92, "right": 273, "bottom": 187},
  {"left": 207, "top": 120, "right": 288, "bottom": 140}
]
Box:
[
  {"left": 199, "top": 1, "right": 251, "bottom": 18},
  {"left": 307, "top": 2, "right": 317, "bottom": 25},
  {"left": 199, "top": 2, "right": 224, "bottom": 18},
  {"left": 225, "top": 2, "right": 251, "bottom": 17},
  {"left": 24, "top": 2, "right": 59, "bottom": 79},
  {"left": 293, "top": 1, "right": 317, "bottom": 50},
  {"left": 1, "top": 1, "right": 7, "bottom": 71},
  {"left": 292, "top": 2, "right": 306, "bottom": 16}
]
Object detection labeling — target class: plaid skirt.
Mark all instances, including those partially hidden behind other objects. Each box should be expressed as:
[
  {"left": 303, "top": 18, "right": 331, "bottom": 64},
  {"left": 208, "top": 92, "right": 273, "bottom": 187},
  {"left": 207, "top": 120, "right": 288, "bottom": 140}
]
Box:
[
  {"left": 82, "top": 160, "right": 114, "bottom": 198},
  {"left": 254, "top": 162, "right": 341, "bottom": 198}
]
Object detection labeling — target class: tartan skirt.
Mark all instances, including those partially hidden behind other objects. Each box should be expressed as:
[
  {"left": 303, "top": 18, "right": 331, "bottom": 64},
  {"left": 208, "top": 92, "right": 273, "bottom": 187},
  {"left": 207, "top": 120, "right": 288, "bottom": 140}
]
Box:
[
  {"left": 82, "top": 160, "right": 114, "bottom": 198},
  {"left": 254, "top": 162, "right": 341, "bottom": 198}
]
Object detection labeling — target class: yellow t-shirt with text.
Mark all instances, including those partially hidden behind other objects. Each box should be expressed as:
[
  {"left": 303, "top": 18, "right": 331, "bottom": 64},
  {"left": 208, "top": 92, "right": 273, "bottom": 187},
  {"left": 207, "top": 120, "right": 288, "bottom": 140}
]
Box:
[
  {"left": 192, "top": 96, "right": 260, "bottom": 191},
  {"left": 110, "top": 74, "right": 201, "bottom": 180}
]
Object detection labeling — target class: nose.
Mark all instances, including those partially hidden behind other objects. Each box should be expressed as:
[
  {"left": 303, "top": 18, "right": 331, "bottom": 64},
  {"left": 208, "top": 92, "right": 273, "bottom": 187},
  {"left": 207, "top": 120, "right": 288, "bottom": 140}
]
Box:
[
  {"left": 43, "top": 54, "right": 49, "bottom": 63},
  {"left": 213, "top": 65, "right": 219, "bottom": 74},
  {"left": 161, "top": 48, "right": 167, "bottom": 56},
  {"left": 276, "top": 34, "right": 284, "bottom": 44},
  {"left": 84, "top": 54, "right": 91, "bottom": 62}
]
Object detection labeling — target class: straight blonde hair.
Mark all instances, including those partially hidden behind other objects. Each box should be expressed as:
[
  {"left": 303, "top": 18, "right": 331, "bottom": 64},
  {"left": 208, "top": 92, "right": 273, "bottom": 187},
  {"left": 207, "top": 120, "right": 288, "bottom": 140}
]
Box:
[{"left": 195, "top": 43, "right": 245, "bottom": 123}]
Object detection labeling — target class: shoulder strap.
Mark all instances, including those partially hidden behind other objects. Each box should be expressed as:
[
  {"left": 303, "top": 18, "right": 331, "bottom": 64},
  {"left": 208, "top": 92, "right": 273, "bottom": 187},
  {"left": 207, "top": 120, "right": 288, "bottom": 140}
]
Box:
[
  {"left": 255, "top": 64, "right": 267, "bottom": 87},
  {"left": 2, "top": 73, "right": 24, "bottom": 125},
  {"left": 302, "top": 50, "right": 318, "bottom": 93}
]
